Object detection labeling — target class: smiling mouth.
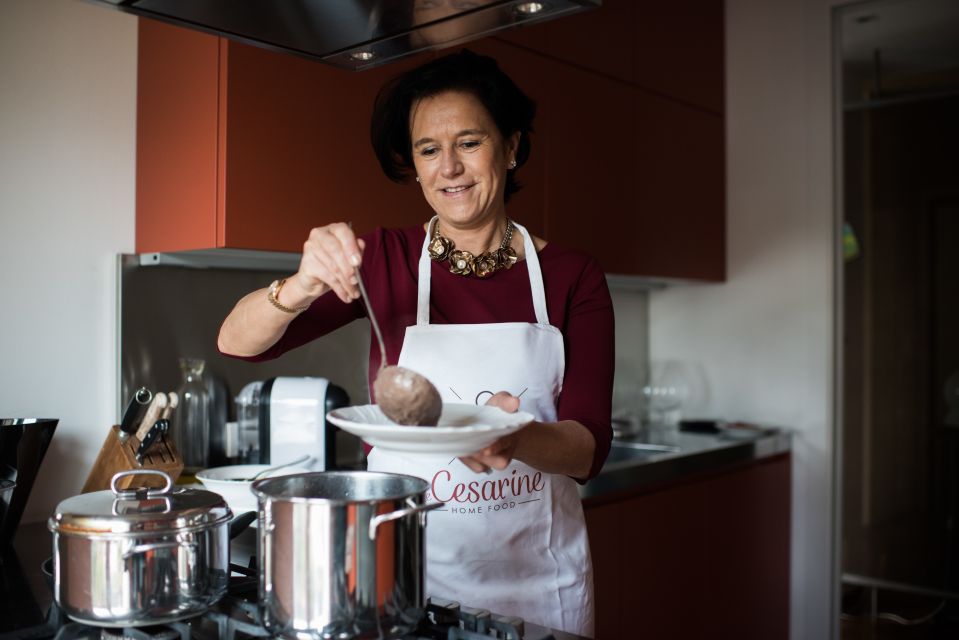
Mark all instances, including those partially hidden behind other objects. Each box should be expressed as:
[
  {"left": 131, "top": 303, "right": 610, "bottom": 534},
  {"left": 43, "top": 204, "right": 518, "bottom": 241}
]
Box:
[{"left": 442, "top": 185, "right": 473, "bottom": 194}]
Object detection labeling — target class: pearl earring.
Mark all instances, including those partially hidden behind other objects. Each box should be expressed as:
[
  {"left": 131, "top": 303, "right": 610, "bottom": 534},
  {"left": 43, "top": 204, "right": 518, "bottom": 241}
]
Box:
[
  {"left": 415, "top": 176, "right": 420, "bottom": 183},
  {"left": 508, "top": 160, "right": 517, "bottom": 169}
]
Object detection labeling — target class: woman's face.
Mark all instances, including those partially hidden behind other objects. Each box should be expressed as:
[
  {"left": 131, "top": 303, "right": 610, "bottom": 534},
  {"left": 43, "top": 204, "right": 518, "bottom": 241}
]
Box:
[{"left": 409, "top": 90, "right": 519, "bottom": 229}]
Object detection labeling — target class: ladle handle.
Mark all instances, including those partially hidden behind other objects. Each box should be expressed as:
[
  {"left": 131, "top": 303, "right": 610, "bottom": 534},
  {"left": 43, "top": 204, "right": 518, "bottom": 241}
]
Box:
[{"left": 355, "top": 266, "right": 388, "bottom": 370}]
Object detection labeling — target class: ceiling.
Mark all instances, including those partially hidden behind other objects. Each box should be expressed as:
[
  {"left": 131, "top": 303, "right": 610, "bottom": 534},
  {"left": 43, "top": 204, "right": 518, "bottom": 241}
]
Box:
[{"left": 840, "top": 0, "right": 959, "bottom": 100}]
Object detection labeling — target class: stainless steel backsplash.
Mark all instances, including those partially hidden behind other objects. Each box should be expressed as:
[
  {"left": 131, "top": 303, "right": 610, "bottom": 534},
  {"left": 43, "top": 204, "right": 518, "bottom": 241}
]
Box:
[
  {"left": 118, "top": 255, "right": 372, "bottom": 467},
  {"left": 119, "top": 254, "right": 651, "bottom": 463}
]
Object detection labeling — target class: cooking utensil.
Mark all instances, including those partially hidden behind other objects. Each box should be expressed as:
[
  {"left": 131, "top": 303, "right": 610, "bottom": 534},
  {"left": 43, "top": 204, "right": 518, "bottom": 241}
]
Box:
[
  {"left": 48, "top": 469, "right": 232, "bottom": 627},
  {"left": 117, "top": 387, "right": 152, "bottom": 444},
  {"left": 252, "top": 471, "right": 444, "bottom": 639},
  {"left": 135, "top": 392, "right": 167, "bottom": 441},
  {"left": 354, "top": 267, "right": 442, "bottom": 426},
  {"left": 135, "top": 419, "right": 168, "bottom": 463},
  {"left": 249, "top": 454, "right": 311, "bottom": 481},
  {"left": 161, "top": 391, "right": 178, "bottom": 421}
]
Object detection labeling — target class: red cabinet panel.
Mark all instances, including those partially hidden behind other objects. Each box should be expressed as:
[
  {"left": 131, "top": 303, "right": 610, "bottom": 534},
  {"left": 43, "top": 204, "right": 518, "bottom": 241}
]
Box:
[
  {"left": 586, "top": 455, "right": 791, "bottom": 639},
  {"left": 219, "top": 41, "right": 429, "bottom": 250},
  {"left": 474, "top": 38, "right": 725, "bottom": 281},
  {"left": 500, "top": 0, "right": 725, "bottom": 114},
  {"left": 137, "top": 11, "right": 725, "bottom": 280},
  {"left": 136, "top": 20, "right": 220, "bottom": 253}
]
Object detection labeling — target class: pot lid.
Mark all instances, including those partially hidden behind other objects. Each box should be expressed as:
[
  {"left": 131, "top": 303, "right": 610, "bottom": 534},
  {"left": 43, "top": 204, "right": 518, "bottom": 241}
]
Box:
[{"left": 49, "top": 470, "right": 232, "bottom": 536}]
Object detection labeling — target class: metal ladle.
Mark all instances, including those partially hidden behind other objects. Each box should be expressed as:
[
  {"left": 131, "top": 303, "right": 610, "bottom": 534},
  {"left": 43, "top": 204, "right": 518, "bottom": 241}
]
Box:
[
  {"left": 248, "top": 454, "right": 312, "bottom": 481},
  {"left": 355, "top": 267, "right": 442, "bottom": 426}
]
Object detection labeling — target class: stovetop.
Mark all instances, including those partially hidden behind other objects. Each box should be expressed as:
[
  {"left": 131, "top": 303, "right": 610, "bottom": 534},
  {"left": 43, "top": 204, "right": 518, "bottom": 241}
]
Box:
[
  {"left": 0, "top": 524, "right": 577, "bottom": 640},
  {"left": 14, "top": 582, "right": 555, "bottom": 640}
]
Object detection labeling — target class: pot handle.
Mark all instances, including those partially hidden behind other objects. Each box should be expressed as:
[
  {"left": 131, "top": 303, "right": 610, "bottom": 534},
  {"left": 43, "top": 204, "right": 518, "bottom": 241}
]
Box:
[
  {"left": 122, "top": 539, "right": 197, "bottom": 560},
  {"left": 111, "top": 469, "right": 174, "bottom": 497},
  {"left": 369, "top": 501, "right": 445, "bottom": 541}
]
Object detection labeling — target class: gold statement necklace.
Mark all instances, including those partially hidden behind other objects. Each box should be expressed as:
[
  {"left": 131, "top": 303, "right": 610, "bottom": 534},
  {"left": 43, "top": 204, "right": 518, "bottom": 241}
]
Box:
[{"left": 427, "top": 219, "right": 518, "bottom": 278}]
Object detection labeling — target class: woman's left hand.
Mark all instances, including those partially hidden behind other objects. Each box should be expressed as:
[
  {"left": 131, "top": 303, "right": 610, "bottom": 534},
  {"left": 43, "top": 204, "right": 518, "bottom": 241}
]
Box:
[{"left": 459, "top": 392, "right": 526, "bottom": 474}]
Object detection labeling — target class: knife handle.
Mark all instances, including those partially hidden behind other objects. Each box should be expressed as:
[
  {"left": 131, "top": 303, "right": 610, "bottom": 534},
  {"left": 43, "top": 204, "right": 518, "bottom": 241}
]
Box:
[
  {"left": 160, "top": 392, "right": 179, "bottom": 421},
  {"left": 135, "top": 392, "right": 168, "bottom": 441},
  {"left": 135, "top": 419, "right": 167, "bottom": 463},
  {"left": 118, "top": 387, "right": 152, "bottom": 443}
]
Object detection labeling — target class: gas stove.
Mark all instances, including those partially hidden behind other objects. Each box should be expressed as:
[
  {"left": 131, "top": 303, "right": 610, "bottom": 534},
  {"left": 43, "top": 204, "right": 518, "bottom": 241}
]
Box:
[
  {"left": 14, "top": 567, "right": 559, "bottom": 640},
  {"left": 1, "top": 522, "right": 582, "bottom": 640}
]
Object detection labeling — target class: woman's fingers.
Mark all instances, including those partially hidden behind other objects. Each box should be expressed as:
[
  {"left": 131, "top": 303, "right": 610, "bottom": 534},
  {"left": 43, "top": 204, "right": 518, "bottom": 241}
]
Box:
[
  {"left": 484, "top": 391, "right": 520, "bottom": 413},
  {"left": 298, "top": 223, "right": 365, "bottom": 303},
  {"left": 328, "top": 222, "right": 364, "bottom": 267},
  {"left": 458, "top": 456, "right": 491, "bottom": 474}
]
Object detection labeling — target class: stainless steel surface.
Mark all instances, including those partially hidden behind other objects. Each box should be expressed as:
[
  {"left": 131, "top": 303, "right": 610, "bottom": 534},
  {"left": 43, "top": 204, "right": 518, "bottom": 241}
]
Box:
[
  {"left": 48, "top": 469, "right": 232, "bottom": 627},
  {"left": 581, "top": 429, "right": 793, "bottom": 501},
  {"left": 86, "top": 0, "right": 600, "bottom": 71},
  {"left": 252, "top": 471, "right": 438, "bottom": 639},
  {"left": 117, "top": 254, "right": 370, "bottom": 471},
  {"left": 139, "top": 248, "right": 301, "bottom": 271},
  {"left": 249, "top": 453, "right": 312, "bottom": 481},
  {"left": 50, "top": 469, "right": 232, "bottom": 535},
  {"left": 355, "top": 266, "right": 388, "bottom": 370}
]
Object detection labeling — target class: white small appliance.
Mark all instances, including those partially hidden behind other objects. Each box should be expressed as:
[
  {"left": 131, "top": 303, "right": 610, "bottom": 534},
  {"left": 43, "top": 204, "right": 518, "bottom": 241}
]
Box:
[{"left": 233, "top": 377, "right": 349, "bottom": 471}]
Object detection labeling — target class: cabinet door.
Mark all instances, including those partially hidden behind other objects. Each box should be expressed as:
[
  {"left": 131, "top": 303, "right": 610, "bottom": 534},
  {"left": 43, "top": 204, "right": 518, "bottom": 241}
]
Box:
[
  {"left": 136, "top": 20, "right": 220, "bottom": 253},
  {"left": 585, "top": 455, "right": 791, "bottom": 639},
  {"left": 499, "top": 0, "right": 725, "bottom": 114},
  {"left": 545, "top": 62, "right": 725, "bottom": 280},
  {"left": 466, "top": 40, "right": 555, "bottom": 240},
  {"left": 220, "top": 43, "right": 432, "bottom": 251}
]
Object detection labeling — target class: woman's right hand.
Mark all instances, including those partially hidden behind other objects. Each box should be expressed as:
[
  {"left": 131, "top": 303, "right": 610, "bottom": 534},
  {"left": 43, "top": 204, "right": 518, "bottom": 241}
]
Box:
[{"left": 290, "top": 223, "right": 366, "bottom": 305}]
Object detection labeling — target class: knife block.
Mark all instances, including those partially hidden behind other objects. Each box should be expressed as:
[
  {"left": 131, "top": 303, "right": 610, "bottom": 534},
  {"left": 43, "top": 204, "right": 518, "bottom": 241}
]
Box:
[{"left": 82, "top": 425, "right": 184, "bottom": 493}]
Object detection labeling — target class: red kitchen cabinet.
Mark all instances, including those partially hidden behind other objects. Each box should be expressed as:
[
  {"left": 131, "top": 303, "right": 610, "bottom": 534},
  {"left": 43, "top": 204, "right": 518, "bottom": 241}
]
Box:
[
  {"left": 585, "top": 454, "right": 791, "bottom": 639},
  {"left": 137, "top": 5, "right": 725, "bottom": 280},
  {"left": 136, "top": 19, "right": 430, "bottom": 254},
  {"left": 468, "top": 38, "right": 725, "bottom": 280},
  {"left": 498, "top": 0, "right": 725, "bottom": 115},
  {"left": 136, "top": 19, "right": 548, "bottom": 253}
]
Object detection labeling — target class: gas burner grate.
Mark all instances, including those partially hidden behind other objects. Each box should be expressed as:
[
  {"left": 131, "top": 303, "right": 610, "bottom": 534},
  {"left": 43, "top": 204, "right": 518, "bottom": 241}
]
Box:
[{"left": 52, "top": 622, "right": 190, "bottom": 640}]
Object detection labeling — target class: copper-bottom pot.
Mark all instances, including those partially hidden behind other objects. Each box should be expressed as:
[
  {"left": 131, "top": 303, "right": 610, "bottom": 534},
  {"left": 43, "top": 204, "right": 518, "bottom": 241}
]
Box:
[{"left": 252, "top": 471, "right": 443, "bottom": 640}]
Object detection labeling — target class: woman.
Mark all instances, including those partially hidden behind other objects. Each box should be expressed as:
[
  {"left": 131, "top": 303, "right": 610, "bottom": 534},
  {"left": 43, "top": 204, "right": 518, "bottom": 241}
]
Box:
[{"left": 218, "top": 50, "right": 613, "bottom": 636}]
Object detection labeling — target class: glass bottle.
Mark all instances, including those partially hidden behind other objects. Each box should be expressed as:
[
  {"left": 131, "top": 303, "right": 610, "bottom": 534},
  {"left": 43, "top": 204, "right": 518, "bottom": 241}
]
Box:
[{"left": 174, "top": 357, "right": 210, "bottom": 473}]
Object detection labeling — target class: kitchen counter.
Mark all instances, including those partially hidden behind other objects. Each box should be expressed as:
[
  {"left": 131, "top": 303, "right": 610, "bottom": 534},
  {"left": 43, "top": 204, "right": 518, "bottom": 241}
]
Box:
[{"left": 580, "top": 425, "right": 792, "bottom": 502}]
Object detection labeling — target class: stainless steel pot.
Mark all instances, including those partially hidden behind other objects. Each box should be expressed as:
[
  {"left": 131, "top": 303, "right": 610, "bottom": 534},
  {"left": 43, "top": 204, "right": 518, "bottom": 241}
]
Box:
[
  {"left": 48, "top": 469, "right": 232, "bottom": 627},
  {"left": 252, "top": 471, "right": 444, "bottom": 640}
]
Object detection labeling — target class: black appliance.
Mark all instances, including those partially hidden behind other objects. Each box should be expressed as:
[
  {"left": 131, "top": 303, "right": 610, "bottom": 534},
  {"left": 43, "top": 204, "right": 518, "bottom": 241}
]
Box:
[
  {"left": 84, "top": 0, "right": 600, "bottom": 70},
  {"left": 0, "top": 418, "right": 57, "bottom": 547}
]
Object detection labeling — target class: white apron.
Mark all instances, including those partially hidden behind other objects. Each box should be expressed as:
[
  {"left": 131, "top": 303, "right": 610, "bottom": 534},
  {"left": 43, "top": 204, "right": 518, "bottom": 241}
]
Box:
[{"left": 367, "top": 218, "right": 594, "bottom": 636}]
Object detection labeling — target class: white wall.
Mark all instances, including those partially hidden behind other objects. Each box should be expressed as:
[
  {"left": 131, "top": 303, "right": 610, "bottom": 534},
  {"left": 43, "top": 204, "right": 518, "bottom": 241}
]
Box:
[
  {"left": 0, "top": 0, "right": 137, "bottom": 522},
  {"left": 649, "top": 0, "right": 840, "bottom": 638}
]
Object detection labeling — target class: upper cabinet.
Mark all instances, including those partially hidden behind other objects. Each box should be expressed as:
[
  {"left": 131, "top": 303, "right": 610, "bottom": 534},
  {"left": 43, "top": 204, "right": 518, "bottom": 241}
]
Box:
[
  {"left": 137, "top": 0, "right": 724, "bottom": 281},
  {"left": 137, "top": 19, "right": 430, "bottom": 254}
]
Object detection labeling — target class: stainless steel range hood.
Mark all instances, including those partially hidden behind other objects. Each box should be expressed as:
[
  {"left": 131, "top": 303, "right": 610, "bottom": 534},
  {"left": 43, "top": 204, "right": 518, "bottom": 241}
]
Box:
[{"left": 89, "top": 0, "right": 600, "bottom": 70}]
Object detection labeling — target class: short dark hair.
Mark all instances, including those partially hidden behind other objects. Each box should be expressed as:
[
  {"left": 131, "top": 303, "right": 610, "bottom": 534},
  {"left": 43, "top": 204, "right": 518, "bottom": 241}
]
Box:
[{"left": 370, "top": 49, "right": 536, "bottom": 203}]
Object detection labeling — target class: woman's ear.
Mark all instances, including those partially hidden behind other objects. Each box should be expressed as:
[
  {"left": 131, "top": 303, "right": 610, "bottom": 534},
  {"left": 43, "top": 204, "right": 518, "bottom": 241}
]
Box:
[{"left": 507, "top": 131, "right": 521, "bottom": 163}]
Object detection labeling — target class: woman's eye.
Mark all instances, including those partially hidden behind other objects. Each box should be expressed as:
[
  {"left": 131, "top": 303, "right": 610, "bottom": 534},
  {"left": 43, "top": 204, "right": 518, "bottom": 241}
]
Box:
[
  {"left": 460, "top": 140, "right": 480, "bottom": 150},
  {"left": 420, "top": 147, "right": 438, "bottom": 157}
]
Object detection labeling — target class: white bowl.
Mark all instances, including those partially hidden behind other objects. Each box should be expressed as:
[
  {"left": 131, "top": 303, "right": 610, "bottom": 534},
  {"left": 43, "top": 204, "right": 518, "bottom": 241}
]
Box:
[{"left": 196, "top": 464, "right": 310, "bottom": 515}]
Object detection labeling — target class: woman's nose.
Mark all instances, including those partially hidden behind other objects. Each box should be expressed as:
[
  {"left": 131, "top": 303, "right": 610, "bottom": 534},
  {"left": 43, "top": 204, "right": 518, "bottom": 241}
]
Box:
[{"left": 440, "top": 150, "right": 464, "bottom": 178}]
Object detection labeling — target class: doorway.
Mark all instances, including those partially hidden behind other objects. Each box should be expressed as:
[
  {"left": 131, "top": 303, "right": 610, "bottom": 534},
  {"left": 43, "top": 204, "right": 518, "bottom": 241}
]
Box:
[{"left": 837, "top": 0, "right": 959, "bottom": 637}]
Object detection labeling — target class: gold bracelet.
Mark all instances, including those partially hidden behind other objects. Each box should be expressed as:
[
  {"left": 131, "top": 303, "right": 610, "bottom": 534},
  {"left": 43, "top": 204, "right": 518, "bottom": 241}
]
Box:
[{"left": 268, "top": 278, "right": 309, "bottom": 314}]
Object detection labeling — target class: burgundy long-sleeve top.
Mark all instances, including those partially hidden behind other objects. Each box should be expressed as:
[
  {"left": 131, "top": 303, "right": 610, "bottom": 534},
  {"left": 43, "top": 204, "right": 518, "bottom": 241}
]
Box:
[{"left": 229, "top": 224, "right": 614, "bottom": 480}]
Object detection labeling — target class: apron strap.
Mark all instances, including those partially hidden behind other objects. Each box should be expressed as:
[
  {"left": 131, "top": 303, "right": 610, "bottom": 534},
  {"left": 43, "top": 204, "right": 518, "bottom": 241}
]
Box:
[{"left": 416, "top": 216, "right": 550, "bottom": 326}]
